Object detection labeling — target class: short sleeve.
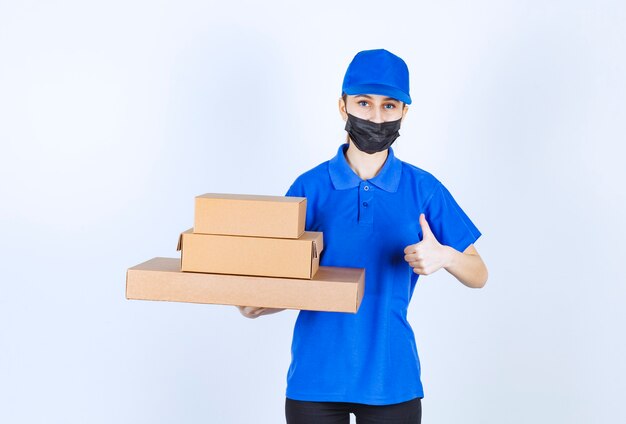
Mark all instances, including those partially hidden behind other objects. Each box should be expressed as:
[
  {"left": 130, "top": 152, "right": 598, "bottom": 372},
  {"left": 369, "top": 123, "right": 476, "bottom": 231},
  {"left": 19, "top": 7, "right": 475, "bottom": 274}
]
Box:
[
  {"left": 423, "top": 183, "right": 482, "bottom": 253},
  {"left": 285, "top": 178, "right": 314, "bottom": 231},
  {"left": 285, "top": 179, "right": 305, "bottom": 197}
]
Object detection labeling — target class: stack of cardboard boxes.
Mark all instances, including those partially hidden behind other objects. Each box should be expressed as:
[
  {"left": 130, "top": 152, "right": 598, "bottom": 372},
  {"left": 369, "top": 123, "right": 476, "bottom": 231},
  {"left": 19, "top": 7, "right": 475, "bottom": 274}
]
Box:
[{"left": 126, "top": 193, "right": 365, "bottom": 313}]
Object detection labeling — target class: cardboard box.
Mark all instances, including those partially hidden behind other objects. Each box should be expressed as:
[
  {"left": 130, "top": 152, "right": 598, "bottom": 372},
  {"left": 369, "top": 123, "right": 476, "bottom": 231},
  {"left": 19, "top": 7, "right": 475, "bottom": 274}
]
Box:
[
  {"left": 126, "top": 257, "right": 365, "bottom": 313},
  {"left": 194, "top": 193, "right": 306, "bottom": 239},
  {"left": 177, "top": 229, "right": 323, "bottom": 279}
]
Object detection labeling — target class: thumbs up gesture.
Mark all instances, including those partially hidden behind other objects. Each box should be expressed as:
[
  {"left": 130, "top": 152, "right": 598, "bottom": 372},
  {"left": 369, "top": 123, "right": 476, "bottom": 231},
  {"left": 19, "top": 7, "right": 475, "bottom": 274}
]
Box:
[{"left": 404, "top": 213, "right": 451, "bottom": 275}]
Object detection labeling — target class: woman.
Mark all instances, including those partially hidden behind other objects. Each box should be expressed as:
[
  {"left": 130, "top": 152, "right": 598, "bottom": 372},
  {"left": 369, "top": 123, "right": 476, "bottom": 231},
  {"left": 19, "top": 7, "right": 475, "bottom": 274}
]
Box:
[{"left": 238, "top": 49, "right": 488, "bottom": 424}]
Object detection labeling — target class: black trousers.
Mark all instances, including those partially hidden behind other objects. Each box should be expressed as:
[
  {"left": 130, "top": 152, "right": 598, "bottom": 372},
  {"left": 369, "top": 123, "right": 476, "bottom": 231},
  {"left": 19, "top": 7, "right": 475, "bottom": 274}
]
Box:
[{"left": 285, "top": 397, "right": 422, "bottom": 424}]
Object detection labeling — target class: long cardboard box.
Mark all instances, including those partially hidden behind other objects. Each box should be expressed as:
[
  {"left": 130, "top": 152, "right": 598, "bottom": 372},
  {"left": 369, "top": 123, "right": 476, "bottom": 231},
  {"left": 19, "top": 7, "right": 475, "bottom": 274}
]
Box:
[
  {"left": 194, "top": 193, "right": 306, "bottom": 239},
  {"left": 178, "top": 229, "right": 323, "bottom": 279},
  {"left": 126, "top": 257, "right": 365, "bottom": 313}
]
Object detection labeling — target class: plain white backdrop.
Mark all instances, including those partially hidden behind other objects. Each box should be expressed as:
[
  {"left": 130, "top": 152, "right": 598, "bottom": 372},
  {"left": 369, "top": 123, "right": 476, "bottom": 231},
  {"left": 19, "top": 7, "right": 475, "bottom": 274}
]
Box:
[{"left": 1, "top": 1, "right": 625, "bottom": 423}]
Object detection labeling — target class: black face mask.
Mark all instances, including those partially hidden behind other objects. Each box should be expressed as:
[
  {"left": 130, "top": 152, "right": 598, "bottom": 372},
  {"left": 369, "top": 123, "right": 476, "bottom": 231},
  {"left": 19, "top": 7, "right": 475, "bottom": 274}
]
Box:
[{"left": 344, "top": 113, "right": 402, "bottom": 154}]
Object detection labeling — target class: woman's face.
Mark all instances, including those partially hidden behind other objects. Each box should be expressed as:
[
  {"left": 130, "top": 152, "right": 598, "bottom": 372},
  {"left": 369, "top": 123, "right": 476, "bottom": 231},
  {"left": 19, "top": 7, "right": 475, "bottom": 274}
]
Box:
[{"left": 340, "top": 94, "right": 408, "bottom": 123}]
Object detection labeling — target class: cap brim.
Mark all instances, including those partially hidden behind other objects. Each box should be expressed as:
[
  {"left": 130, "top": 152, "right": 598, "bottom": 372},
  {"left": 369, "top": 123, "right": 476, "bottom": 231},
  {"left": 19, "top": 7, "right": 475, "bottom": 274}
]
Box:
[{"left": 343, "top": 83, "right": 412, "bottom": 105}]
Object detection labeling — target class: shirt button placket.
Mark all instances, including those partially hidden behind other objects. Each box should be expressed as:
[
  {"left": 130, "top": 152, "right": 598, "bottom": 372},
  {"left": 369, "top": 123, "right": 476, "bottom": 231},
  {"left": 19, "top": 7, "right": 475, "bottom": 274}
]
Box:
[{"left": 359, "top": 182, "right": 374, "bottom": 225}]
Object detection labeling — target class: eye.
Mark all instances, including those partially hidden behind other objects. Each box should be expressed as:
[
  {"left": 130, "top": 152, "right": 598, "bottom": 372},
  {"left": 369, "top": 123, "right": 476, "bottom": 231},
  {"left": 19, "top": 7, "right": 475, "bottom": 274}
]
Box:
[
  {"left": 383, "top": 103, "right": 396, "bottom": 110},
  {"left": 358, "top": 100, "right": 369, "bottom": 107}
]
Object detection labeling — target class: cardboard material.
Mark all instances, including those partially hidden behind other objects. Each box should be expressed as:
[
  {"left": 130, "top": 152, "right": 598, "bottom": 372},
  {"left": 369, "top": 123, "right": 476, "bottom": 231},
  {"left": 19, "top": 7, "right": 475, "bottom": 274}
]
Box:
[
  {"left": 178, "top": 229, "right": 323, "bottom": 279},
  {"left": 126, "top": 257, "right": 365, "bottom": 313},
  {"left": 194, "top": 193, "right": 306, "bottom": 239}
]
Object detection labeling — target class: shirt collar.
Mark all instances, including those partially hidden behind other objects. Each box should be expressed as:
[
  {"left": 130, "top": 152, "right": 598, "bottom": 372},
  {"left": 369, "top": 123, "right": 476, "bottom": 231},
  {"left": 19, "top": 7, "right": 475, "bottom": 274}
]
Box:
[{"left": 328, "top": 144, "right": 403, "bottom": 193}]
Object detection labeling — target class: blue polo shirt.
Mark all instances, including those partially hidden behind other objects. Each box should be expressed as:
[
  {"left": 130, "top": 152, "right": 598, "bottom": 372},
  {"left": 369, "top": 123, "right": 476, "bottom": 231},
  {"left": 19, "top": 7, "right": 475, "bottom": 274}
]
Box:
[{"left": 284, "top": 144, "right": 481, "bottom": 405}]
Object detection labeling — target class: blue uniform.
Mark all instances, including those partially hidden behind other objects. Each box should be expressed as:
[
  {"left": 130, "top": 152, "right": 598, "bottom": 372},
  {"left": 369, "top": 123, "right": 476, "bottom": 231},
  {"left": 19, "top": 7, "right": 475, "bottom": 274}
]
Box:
[{"left": 285, "top": 144, "right": 481, "bottom": 405}]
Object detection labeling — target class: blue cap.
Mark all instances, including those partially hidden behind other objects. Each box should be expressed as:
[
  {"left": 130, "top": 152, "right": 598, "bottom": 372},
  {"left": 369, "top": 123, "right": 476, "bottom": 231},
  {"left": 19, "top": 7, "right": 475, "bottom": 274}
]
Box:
[{"left": 341, "top": 49, "right": 411, "bottom": 105}]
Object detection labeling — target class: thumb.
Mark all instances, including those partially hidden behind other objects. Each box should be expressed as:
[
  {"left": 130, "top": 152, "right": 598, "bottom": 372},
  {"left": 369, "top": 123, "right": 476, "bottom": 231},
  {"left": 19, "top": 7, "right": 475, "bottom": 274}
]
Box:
[{"left": 419, "top": 213, "right": 434, "bottom": 239}]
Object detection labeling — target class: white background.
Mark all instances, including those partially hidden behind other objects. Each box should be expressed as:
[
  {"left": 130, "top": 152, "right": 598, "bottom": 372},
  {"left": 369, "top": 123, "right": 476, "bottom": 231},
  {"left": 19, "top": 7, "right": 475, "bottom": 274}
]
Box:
[{"left": 1, "top": 1, "right": 625, "bottom": 423}]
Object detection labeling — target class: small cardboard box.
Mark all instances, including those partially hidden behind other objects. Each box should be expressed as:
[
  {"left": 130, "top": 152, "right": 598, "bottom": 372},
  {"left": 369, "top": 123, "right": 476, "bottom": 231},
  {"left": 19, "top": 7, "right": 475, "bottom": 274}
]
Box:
[
  {"left": 177, "top": 229, "right": 323, "bottom": 279},
  {"left": 194, "top": 193, "right": 306, "bottom": 239},
  {"left": 126, "top": 257, "right": 365, "bottom": 313}
]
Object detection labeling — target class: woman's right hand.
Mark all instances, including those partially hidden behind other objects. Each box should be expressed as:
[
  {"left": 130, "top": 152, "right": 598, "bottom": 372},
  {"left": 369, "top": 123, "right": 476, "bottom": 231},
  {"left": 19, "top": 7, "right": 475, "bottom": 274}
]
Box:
[{"left": 236, "top": 305, "right": 285, "bottom": 318}]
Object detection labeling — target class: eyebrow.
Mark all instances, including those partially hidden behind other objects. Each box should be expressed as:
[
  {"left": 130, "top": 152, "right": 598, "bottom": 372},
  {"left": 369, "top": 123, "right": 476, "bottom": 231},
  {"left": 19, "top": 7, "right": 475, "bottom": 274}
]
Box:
[{"left": 353, "top": 94, "right": 401, "bottom": 102}]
